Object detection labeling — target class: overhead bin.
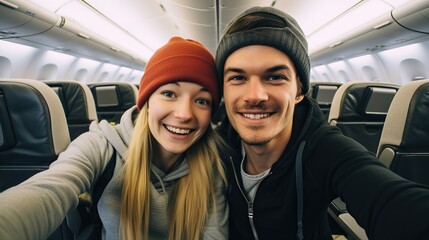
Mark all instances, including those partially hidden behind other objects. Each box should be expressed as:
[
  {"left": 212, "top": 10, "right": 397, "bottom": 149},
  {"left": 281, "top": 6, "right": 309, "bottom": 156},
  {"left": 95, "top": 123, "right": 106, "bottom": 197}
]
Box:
[
  {"left": 310, "top": 0, "right": 429, "bottom": 67},
  {"left": 0, "top": 0, "right": 145, "bottom": 70},
  {"left": 0, "top": 0, "right": 59, "bottom": 38},
  {"left": 392, "top": 0, "right": 429, "bottom": 33}
]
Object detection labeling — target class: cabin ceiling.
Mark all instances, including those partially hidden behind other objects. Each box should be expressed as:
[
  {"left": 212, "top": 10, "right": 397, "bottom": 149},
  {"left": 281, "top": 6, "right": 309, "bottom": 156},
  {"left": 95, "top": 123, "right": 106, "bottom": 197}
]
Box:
[
  {"left": 1, "top": 0, "right": 428, "bottom": 69},
  {"left": 77, "top": 0, "right": 362, "bottom": 55}
]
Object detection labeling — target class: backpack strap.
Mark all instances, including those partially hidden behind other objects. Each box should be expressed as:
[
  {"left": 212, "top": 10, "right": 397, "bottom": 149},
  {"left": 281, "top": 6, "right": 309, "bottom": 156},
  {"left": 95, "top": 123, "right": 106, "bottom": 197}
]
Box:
[
  {"left": 76, "top": 148, "right": 117, "bottom": 240},
  {"left": 91, "top": 148, "right": 117, "bottom": 226}
]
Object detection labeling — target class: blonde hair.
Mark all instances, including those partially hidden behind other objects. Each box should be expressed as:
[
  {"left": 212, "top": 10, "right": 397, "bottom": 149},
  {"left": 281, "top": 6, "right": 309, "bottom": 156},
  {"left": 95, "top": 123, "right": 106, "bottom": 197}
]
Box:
[{"left": 120, "top": 104, "right": 227, "bottom": 239}]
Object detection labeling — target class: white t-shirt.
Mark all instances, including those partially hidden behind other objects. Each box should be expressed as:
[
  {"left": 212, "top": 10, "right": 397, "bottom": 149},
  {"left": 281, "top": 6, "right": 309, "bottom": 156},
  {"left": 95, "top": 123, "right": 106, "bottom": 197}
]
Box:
[{"left": 240, "top": 144, "right": 271, "bottom": 200}]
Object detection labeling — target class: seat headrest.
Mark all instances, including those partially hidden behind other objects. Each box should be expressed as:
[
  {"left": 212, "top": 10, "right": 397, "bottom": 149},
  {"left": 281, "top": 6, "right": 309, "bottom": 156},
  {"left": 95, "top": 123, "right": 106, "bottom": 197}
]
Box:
[
  {"left": 377, "top": 80, "right": 429, "bottom": 154},
  {"left": 309, "top": 82, "right": 342, "bottom": 105},
  {"left": 43, "top": 80, "right": 98, "bottom": 123},
  {"left": 0, "top": 79, "right": 70, "bottom": 162},
  {"left": 328, "top": 81, "right": 400, "bottom": 122},
  {"left": 87, "top": 82, "right": 138, "bottom": 110}
]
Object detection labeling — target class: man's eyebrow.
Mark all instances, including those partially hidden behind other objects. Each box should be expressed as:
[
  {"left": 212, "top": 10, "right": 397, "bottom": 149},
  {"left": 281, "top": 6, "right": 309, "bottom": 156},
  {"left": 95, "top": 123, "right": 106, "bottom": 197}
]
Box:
[
  {"left": 266, "top": 64, "right": 293, "bottom": 73},
  {"left": 224, "top": 65, "right": 293, "bottom": 76},
  {"left": 223, "top": 67, "right": 245, "bottom": 76}
]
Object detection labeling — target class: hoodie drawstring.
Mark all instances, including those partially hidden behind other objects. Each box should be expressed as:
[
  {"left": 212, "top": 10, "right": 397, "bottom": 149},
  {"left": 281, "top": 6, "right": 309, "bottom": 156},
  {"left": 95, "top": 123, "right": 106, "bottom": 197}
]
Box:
[
  {"left": 296, "top": 141, "right": 306, "bottom": 240},
  {"left": 151, "top": 169, "right": 167, "bottom": 194}
]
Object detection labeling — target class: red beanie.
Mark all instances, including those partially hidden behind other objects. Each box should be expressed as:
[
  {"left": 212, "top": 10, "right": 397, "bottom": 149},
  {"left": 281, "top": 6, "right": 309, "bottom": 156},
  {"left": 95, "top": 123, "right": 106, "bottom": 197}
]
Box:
[{"left": 137, "top": 37, "right": 219, "bottom": 112}]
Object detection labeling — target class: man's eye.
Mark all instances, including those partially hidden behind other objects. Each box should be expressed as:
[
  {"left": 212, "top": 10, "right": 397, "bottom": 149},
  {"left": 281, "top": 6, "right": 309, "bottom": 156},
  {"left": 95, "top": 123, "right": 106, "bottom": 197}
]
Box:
[
  {"left": 227, "top": 75, "right": 246, "bottom": 81},
  {"left": 267, "top": 75, "right": 286, "bottom": 81}
]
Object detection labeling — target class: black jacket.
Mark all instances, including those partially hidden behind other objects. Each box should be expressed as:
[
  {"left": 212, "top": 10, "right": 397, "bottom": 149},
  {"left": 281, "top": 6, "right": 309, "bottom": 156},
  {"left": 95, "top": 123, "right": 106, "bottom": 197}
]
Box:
[{"left": 217, "top": 96, "right": 429, "bottom": 240}]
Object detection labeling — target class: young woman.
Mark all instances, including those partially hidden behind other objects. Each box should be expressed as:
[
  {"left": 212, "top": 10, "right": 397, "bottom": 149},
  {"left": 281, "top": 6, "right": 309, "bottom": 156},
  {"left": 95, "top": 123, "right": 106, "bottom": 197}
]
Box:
[{"left": 0, "top": 37, "right": 228, "bottom": 240}]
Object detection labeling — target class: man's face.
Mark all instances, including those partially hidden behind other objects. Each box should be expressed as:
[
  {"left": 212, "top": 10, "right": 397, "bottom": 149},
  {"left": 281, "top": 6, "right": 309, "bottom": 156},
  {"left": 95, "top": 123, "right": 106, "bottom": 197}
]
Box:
[{"left": 223, "top": 45, "right": 304, "bottom": 148}]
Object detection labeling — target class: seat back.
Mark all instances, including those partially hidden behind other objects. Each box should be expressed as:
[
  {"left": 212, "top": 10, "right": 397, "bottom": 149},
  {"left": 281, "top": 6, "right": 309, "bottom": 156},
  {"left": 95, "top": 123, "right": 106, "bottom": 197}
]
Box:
[
  {"left": 328, "top": 81, "right": 400, "bottom": 153},
  {"left": 44, "top": 80, "right": 98, "bottom": 140},
  {"left": 309, "top": 82, "right": 342, "bottom": 120},
  {"left": 0, "top": 79, "right": 72, "bottom": 239},
  {"left": 0, "top": 79, "right": 70, "bottom": 191},
  {"left": 87, "top": 82, "right": 138, "bottom": 125},
  {"left": 377, "top": 79, "right": 429, "bottom": 185}
]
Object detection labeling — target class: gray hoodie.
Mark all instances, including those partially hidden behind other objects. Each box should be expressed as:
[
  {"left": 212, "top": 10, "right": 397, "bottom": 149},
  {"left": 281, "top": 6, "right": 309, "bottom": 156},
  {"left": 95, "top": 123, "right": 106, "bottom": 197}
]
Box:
[{"left": 0, "top": 106, "right": 228, "bottom": 240}]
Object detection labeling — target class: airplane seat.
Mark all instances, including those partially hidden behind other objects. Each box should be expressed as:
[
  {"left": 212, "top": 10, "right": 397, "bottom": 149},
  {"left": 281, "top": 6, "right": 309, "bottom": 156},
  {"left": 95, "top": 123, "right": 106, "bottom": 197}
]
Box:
[
  {"left": 308, "top": 82, "right": 342, "bottom": 120},
  {"left": 43, "top": 80, "right": 98, "bottom": 140},
  {"left": 377, "top": 79, "right": 429, "bottom": 185},
  {"left": 328, "top": 81, "right": 400, "bottom": 153},
  {"left": 327, "top": 81, "right": 400, "bottom": 240},
  {"left": 329, "top": 80, "right": 429, "bottom": 240},
  {"left": 0, "top": 78, "right": 72, "bottom": 240},
  {"left": 87, "top": 82, "right": 138, "bottom": 125}
]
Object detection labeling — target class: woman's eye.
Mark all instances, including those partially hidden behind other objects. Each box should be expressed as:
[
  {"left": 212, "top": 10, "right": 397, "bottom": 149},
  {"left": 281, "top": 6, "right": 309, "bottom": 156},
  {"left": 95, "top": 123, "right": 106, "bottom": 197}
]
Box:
[
  {"left": 162, "top": 91, "right": 175, "bottom": 97},
  {"left": 196, "top": 98, "right": 210, "bottom": 106}
]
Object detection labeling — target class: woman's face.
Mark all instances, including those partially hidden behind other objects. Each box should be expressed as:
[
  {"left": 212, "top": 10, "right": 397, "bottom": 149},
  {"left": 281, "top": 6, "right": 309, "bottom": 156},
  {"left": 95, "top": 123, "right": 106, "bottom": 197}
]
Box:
[{"left": 147, "top": 81, "right": 212, "bottom": 166}]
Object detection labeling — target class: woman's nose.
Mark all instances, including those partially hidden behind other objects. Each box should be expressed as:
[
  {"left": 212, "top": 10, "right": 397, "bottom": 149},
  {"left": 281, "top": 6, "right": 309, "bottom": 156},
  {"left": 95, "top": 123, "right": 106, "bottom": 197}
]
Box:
[{"left": 174, "top": 100, "right": 193, "bottom": 121}]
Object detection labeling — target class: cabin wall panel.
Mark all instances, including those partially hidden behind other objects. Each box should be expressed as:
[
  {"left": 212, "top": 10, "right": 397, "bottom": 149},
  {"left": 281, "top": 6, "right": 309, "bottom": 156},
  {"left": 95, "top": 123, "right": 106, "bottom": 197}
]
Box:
[
  {"left": 312, "top": 65, "right": 332, "bottom": 82},
  {"left": 0, "top": 57, "right": 12, "bottom": 78},
  {"left": 0, "top": 40, "right": 37, "bottom": 78},
  {"left": 347, "top": 54, "right": 387, "bottom": 82},
  {"left": 73, "top": 69, "right": 89, "bottom": 82},
  {"left": 376, "top": 41, "right": 429, "bottom": 84},
  {"left": 0, "top": 40, "right": 142, "bottom": 83},
  {"left": 326, "top": 61, "right": 355, "bottom": 83}
]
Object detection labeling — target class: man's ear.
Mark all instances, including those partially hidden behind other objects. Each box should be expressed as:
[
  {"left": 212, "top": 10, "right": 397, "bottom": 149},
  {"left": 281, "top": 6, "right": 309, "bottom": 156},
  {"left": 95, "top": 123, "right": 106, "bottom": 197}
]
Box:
[{"left": 295, "top": 94, "right": 304, "bottom": 104}]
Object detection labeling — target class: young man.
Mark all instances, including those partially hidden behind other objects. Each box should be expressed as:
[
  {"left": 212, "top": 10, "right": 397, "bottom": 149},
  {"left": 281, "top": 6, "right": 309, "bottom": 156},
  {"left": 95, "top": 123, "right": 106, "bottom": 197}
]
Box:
[{"left": 216, "top": 6, "right": 429, "bottom": 240}]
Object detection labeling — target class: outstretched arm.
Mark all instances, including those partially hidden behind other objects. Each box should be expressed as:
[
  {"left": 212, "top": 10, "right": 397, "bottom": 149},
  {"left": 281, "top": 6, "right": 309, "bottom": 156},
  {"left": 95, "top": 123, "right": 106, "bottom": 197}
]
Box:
[{"left": 0, "top": 129, "right": 113, "bottom": 240}]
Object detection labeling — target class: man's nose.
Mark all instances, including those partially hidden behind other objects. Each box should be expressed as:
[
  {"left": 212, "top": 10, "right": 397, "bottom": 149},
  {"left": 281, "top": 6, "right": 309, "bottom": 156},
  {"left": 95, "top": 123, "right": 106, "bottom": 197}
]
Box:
[{"left": 243, "top": 78, "right": 268, "bottom": 104}]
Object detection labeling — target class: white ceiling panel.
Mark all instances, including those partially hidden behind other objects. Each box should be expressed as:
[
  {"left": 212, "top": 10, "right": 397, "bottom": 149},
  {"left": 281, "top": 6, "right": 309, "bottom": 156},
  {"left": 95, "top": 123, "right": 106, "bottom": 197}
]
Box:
[
  {"left": 274, "top": 0, "right": 361, "bottom": 35},
  {"left": 5, "top": 0, "right": 425, "bottom": 70},
  {"left": 85, "top": 0, "right": 178, "bottom": 53},
  {"left": 218, "top": 0, "right": 273, "bottom": 36},
  {"left": 159, "top": 0, "right": 216, "bottom": 52}
]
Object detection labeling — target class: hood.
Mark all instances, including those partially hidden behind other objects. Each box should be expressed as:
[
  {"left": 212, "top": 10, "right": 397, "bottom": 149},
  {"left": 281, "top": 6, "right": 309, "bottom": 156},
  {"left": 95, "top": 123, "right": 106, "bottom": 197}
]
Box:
[
  {"left": 150, "top": 159, "right": 189, "bottom": 194},
  {"left": 91, "top": 106, "right": 138, "bottom": 160}
]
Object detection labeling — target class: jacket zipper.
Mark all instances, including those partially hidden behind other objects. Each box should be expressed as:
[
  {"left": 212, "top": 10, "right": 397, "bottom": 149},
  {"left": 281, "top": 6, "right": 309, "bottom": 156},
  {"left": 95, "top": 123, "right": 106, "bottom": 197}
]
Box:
[
  {"left": 229, "top": 157, "right": 272, "bottom": 240},
  {"left": 248, "top": 201, "right": 258, "bottom": 240}
]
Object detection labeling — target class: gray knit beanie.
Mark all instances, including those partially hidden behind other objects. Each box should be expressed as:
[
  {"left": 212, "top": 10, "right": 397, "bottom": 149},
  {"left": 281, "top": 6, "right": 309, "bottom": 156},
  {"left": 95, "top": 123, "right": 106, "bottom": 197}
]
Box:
[{"left": 216, "top": 6, "right": 310, "bottom": 94}]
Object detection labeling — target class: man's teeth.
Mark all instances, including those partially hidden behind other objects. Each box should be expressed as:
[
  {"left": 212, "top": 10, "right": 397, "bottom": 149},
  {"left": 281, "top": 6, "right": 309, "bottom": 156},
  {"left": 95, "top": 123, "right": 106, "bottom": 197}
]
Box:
[
  {"left": 243, "top": 113, "right": 270, "bottom": 119},
  {"left": 166, "top": 125, "right": 191, "bottom": 134}
]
